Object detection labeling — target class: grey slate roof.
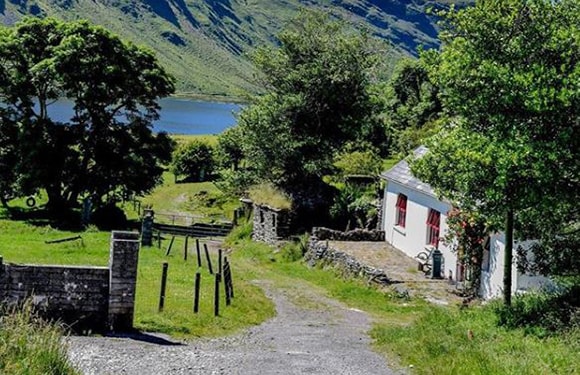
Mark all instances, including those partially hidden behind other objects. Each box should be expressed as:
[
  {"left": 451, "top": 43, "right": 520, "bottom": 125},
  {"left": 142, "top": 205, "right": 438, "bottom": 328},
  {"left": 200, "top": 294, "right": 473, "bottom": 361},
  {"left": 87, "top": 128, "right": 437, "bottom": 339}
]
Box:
[{"left": 380, "top": 146, "right": 437, "bottom": 197}]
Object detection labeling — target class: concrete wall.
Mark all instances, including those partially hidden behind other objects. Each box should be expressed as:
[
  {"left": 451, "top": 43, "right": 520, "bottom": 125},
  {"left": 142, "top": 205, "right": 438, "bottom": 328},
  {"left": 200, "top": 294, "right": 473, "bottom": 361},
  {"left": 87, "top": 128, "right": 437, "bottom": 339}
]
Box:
[
  {"left": 252, "top": 204, "right": 291, "bottom": 245},
  {"left": 480, "top": 235, "right": 553, "bottom": 300},
  {"left": 0, "top": 231, "right": 140, "bottom": 332},
  {"left": 383, "top": 180, "right": 456, "bottom": 280}
]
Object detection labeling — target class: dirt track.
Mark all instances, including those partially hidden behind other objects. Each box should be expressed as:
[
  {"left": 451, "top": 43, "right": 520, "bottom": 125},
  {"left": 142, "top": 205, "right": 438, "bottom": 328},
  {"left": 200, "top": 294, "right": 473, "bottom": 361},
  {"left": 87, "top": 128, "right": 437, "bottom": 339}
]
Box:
[{"left": 68, "top": 279, "right": 399, "bottom": 375}]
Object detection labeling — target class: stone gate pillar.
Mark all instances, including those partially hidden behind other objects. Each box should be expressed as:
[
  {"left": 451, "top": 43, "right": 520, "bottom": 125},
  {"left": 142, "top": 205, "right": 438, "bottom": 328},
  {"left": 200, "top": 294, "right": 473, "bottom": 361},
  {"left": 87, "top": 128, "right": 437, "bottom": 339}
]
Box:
[
  {"left": 108, "top": 231, "right": 140, "bottom": 331},
  {"left": 141, "top": 209, "right": 154, "bottom": 246}
]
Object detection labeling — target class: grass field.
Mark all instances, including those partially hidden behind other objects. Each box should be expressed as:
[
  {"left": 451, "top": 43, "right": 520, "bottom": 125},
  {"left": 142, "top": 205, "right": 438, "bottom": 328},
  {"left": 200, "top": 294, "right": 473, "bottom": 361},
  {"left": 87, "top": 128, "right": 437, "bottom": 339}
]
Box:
[{"left": 1, "top": 173, "right": 578, "bottom": 373}]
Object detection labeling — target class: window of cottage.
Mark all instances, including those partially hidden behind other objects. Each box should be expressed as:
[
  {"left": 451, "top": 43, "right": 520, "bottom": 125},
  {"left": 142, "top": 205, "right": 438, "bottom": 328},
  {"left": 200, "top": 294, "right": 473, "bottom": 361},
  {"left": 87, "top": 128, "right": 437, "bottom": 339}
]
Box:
[
  {"left": 395, "top": 194, "right": 407, "bottom": 227},
  {"left": 426, "top": 209, "right": 440, "bottom": 247}
]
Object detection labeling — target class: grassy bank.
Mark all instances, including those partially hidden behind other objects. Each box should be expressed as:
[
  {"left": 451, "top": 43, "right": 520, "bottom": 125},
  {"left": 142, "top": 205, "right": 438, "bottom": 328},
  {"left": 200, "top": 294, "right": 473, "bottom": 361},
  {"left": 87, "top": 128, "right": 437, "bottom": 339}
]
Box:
[{"left": 0, "top": 303, "right": 78, "bottom": 375}]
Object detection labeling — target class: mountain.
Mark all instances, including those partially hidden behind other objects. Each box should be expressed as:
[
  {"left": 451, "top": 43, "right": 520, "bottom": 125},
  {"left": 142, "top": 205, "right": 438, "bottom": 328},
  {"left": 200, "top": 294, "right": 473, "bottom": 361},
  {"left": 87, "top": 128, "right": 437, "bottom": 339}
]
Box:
[{"left": 0, "top": 0, "right": 470, "bottom": 99}]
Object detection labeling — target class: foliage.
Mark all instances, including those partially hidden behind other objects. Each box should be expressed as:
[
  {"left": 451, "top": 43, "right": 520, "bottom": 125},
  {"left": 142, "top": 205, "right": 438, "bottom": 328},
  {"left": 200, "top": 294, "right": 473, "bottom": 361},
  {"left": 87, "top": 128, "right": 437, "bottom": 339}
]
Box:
[
  {"left": 332, "top": 148, "right": 382, "bottom": 178},
  {"left": 279, "top": 233, "right": 310, "bottom": 262},
  {"left": 171, "top": 140, "right": 215, "bottom": 182},
  {"left": 494, "top": 285, "right": 580, "bottom": 337},
  {"left": 235, "top": 11, "right": 386, "bottom": 202},
  {"left": 0, "top": 302, "right": 78, "bottom": 375},
  {"left": 0, "top": 17, "right": 175, "bottom": 212},
  {"left": 329, "top": 184, "right": 378, "bottom": 230},
  {"left": 248, "top": 183, "right": 292, "bottom": 210},
  {"left": 384, "top": 58, "right": 442, "bottom": 155},
  {"left": 444, "top": 207, "right": 488, "bottom": 295},
  {"left": 215, "top": 126, "right": 244, "bottom": 171},
  {"left": 412, "top": 0, "right": 580, "bottom": 304}
]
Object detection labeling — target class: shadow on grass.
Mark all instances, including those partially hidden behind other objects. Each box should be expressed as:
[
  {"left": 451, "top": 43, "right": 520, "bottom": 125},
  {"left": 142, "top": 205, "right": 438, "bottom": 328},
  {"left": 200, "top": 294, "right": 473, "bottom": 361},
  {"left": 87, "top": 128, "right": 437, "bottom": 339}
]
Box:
[{"left": 1, "top": 205, "right": 85, "bottom": 232}]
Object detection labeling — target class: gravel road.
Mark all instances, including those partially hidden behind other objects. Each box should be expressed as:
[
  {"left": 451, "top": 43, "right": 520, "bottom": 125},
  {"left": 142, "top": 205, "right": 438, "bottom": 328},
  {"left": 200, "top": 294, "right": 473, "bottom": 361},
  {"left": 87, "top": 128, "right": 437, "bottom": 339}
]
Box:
[{"left": 68, "top": 280, "right": 398, "bottom": 375}]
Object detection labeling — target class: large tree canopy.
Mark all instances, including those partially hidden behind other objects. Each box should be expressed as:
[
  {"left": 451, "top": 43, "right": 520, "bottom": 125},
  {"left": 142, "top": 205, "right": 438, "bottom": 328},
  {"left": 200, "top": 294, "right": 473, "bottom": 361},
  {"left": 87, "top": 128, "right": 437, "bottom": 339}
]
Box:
[
  {"left": 411, "top": 0, "right": 579, "bottom": 304},
  {"left": 0, "top": 17, "right": 175, "bottom": 211},
  {"left": 234, "top": 11, "right": 386, "bottom": 204}
]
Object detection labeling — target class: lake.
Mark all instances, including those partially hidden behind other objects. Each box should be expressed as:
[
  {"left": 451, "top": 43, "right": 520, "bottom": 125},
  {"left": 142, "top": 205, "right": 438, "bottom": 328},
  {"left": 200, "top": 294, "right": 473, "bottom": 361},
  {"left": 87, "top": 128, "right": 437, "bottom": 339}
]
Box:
[{"left": 45, "top": 98, "right": 242, "bottom": 135}]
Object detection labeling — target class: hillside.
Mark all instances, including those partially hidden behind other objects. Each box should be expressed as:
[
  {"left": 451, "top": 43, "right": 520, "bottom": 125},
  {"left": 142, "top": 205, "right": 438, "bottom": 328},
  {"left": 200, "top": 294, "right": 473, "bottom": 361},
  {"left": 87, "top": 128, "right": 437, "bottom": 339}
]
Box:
[{"left": 0, "top": 0, "right": 470, "bottom": 98}]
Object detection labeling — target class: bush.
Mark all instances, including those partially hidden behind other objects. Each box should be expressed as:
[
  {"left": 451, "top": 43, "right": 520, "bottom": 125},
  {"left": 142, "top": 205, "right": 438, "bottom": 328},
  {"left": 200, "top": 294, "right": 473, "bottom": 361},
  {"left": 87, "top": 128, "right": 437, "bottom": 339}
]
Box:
[
  {"left": 171, "top": 140, "right": 215, "bottom": 182},
  {"left": 279, "top": 234, "right": 310, "bottom": 262},
  {"left": 495, "top": 284, "right": 580, "bottom": 336},
  {"left": 91, "top": 203, "right": 127, "bottom": 230},
  {"left": 0, "top": 302, "right": 78, "bottom": 375}
]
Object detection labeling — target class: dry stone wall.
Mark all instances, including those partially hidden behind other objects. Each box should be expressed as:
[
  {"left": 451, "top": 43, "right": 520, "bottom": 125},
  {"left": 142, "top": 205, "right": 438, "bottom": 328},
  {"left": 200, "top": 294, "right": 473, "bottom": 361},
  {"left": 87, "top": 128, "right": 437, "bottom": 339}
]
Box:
[
  {"left": 252, "top": 204, "right": 291, "bottom": 245},
  {"left": 305, "top": 240, "right": 390, "bottom": 285},
  {"left": 0, "top": 231, "right": 140, "bottom": 332},
  {"left": 312, "top": 227, "right": 385, "bottom": 242}
]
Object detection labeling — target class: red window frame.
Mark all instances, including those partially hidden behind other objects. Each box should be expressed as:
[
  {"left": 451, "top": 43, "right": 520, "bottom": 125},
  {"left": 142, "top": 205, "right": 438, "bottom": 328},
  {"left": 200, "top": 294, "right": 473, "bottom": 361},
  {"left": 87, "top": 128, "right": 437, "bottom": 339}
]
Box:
[
  {"left": 395, "top": 194, "right": 407, "bottom": 227},
  {"left": 426, "top": 209, "right": 440, "bottom": 246}
]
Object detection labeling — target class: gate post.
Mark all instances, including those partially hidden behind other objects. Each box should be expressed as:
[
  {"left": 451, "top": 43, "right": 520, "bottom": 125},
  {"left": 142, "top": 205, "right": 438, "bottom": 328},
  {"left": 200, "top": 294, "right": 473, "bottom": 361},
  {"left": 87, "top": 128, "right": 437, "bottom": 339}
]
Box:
[
  {"left": 141, "top": 209, "right": 154, "bottom": 247},
  {"left": 108, "top": 231, "right": 140, "bottom": 331}
]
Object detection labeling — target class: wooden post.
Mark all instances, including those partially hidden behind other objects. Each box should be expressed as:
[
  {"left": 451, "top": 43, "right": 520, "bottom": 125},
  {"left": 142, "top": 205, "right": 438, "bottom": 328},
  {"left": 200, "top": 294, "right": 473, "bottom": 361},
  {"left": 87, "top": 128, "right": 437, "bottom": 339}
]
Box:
[
  {"left": 214, "top": 273, "right": 220, "bottom": 317},
  {"left": 224, "top": 258, "right": 231, "bottom": 306},
  {"left": 184, "top": 236, "right": 189, "bottom": 261},
  {"left": 193, "top": 271, "right": 201, "bottom": 314},
  {"left": 225, "top": 257, "right": 234, "bottom": 299},
  {"left": 158, "top": 262, "right": 169, "bottom": 312},
  {"left": 165, "top": 236, "right": 175, "bottom": 256},
  {"left": 196, "top": 239, "right": 202, "bottom": 268},
  {"left": 157, "top": 231, "right": 161, "bottom": 248},
  {"left": 204, "top": 243, "right": 214, "bottom": 274},
  {"left": 218, "top": 249, "right": 223, "bottom": 276}
]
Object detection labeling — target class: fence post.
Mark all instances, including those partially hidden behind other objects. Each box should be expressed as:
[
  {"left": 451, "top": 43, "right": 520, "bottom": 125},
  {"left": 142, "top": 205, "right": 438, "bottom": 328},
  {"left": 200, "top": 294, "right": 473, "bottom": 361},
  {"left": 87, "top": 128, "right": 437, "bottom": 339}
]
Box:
[
  {"left": 193, "top": 271, "right": 201, "bottom": 314},
  {"left": 224, "top": 258, "right": 231, "bottom": 306},
  {"left": 204, "top": 244, "right": 213, "bottom": 274},
  {"left": 141, "top": 209, "right": 154, "bottom": 247},
  {"left": 196, "top": 239, "right": 202, "bottom": 268},
  {"left": 184, "top": 236, "right": 189, "bottom": 261},
  {"left": 218, "top": 249, "right": 223, "bottom": 276},
  {"left": 157, "top": 231, "right": 161, "bottom": 249},
  {"left": 165, "top": 236, "right": 175, "bottom": 256},
  {"left": 159, "top": 262, "right": 169, "bottom": 312},
  {"left": 225, "top": 257, "right": 234, "bottom": 299},
  {"left": 214, "top": 273, "right": 220, "bottom": 317}
]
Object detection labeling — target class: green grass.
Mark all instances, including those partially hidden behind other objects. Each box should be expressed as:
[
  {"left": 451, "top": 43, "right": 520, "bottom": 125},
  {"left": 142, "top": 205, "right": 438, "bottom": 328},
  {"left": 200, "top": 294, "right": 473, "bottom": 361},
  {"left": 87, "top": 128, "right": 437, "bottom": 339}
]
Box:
[
  {"left": 371, "top": 306, "right": 580, "bottom": 375},
  {"left": 140, "top": 172, "right": 239, "bottom": 223},
  {"left": 0, "top": 217, "right": 275, "bottom": 339},
  {"left": 0, "top": 302, "right": 79, "bottom": 375},
  {"left": 224, "top": 234, "right": 580, "bottom": 374}
]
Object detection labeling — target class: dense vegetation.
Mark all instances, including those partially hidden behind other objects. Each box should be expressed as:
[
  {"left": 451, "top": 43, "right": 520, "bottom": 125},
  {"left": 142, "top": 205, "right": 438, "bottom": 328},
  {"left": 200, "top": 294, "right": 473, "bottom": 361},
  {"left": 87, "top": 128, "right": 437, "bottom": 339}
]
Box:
[
  {"left": 411, "top": 0, "right": 580, "bottom": 304},
  {"left": 0, "top": 0, "right": 470, "bottom": 97},
  {"left": 0, "top": 17, "right": 174, "bottom": 215}
]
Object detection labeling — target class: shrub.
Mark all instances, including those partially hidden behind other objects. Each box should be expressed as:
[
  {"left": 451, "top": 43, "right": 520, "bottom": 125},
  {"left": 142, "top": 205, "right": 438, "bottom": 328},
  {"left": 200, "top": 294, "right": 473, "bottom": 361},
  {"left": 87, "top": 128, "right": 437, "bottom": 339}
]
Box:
[
  {"left": 171, "top": 140, "right": 215, "bottom": 182},
  {"left": 279, "top": 233, "right": 310, "bottom": 262},
  {"left": 495, "top": 284, "right": 580, "bottom": 336},
  {"left": 91, "top": 203, "right": 127, "bottom": 230}
]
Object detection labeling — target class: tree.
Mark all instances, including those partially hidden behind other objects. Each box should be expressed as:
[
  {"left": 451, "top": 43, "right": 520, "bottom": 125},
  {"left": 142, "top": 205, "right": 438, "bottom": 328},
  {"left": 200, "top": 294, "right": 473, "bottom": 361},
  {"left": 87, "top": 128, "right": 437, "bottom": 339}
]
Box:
[
  {"left": 236, "top": 11, "right": 385, "bottom": 203},
  {"left": 171, "top": 140, "right": 215, "bottom": 182},
  {"left": 384, "top": 58, "right": 441, "bottom": 155},
  {"left": 0, "top": 17, "right": 175, "bottom": 211},
  {"left": 216, "top": 126, "right": 244, "bottom": 171},
  {"left": 411, "top": 0, "right": 579, "bottom": 305}
]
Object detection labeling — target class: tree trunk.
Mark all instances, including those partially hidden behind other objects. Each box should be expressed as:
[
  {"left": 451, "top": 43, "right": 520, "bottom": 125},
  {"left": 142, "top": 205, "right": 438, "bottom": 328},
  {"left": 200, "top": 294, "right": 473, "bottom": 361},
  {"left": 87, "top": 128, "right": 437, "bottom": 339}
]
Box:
[{"left": 503, "top": 209, "right": 514, "bottom": 306}]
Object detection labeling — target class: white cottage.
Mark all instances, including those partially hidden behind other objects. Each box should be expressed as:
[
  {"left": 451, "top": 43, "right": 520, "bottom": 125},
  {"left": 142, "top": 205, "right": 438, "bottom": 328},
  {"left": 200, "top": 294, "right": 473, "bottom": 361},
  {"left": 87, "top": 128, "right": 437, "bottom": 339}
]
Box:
[{"left": 380, "top": 146, "right": 551, "bottom": 300}]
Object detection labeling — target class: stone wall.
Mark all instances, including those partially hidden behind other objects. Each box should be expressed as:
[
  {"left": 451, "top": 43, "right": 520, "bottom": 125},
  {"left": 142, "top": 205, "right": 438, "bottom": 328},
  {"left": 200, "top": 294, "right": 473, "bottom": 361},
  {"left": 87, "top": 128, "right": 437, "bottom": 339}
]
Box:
[
  {"left": 305, "top": 240, "right": 390, "bottom": 285},
  {"left": 312, "top": 227, "right": 385, "bottom": 242},
  {"left": 252, "top": 204, "right": 291, "bottom": 245},
  {"left": 0, "top": 231, "right": 140, "bottom": 332},
  {"left": 0, "top": 262, "right": 109, "bottom": 330}
]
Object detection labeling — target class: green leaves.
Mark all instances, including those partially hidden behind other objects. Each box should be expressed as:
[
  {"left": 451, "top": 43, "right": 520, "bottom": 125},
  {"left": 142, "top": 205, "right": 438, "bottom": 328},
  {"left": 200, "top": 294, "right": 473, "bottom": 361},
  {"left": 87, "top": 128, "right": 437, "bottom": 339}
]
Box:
[{"left": 0, "top": 17, "right": 175, "bottom": 210}]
